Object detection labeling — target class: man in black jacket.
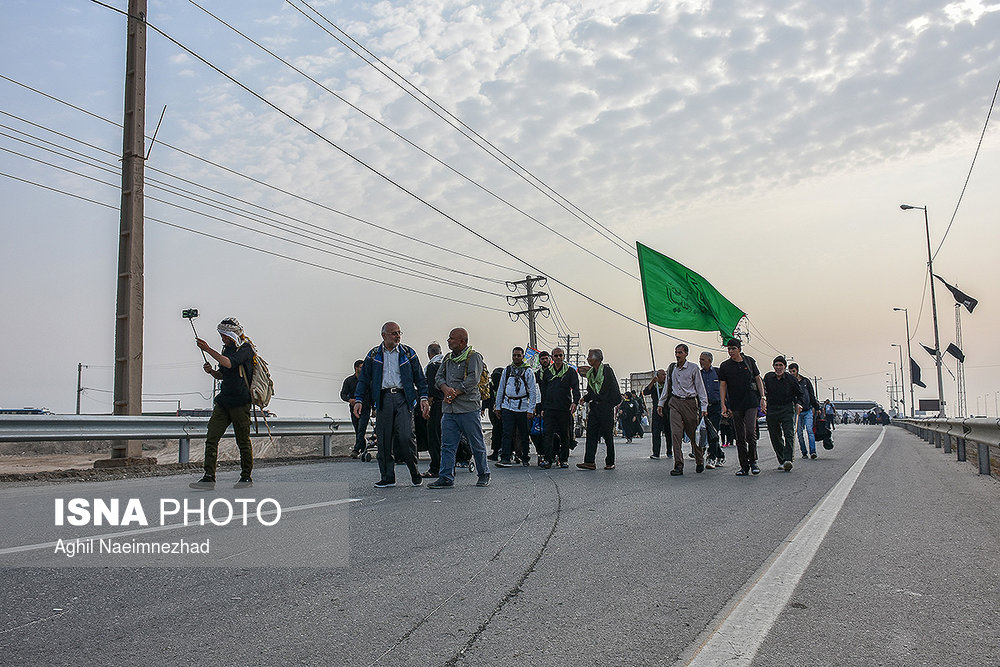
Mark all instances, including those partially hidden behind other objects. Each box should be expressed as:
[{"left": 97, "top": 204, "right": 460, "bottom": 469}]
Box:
[
  {"left": 539, "top": 347, "right": 581, "bottom": 469},
  {"left": 762, "top": 356, "right": 802, "bottom": 471},
  {"left": 788, "top": 362, "right": 821, "bottom": 459},
  {"left": 421, "top": 342, "right": 445, "bottom": 477},
  {"left": 578, "top": 348, "right": 622, "bottom": 470},
  {"left": 341, "top": 359, "right": 371, "bottom": 458},
  {"left": 642, "top": 369, "right": 669, "bottom": 459}
]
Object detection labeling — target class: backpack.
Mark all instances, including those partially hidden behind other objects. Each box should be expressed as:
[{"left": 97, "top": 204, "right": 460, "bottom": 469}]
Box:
[
  {"left": 504, "top": 365, "right": 529, "bottom": 400},
  {"left": 239, "top": 339, "right": 275, "bottom": 440},
  {"left": 460, "top": 353, "right": 492, "bottom": 401}
]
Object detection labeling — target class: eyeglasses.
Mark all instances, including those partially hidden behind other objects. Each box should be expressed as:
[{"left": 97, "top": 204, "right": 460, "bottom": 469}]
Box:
[
  {"left": 553, "top": 353, "right": 564, "bottom": 357},
  {"left": 385, "top": 330, "right": 401, "bottom": 336}
]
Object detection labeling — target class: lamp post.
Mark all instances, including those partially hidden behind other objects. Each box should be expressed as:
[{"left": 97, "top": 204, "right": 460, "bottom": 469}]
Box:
[
  {"left": 892, "top": 307, "right": 914, "bottom": 417},
  {"left": 891, "top": 343, "right": 905, "bottom": 417},
  {"left": 900, "top": 205, "right": 945, "bottom": 417},
  {"left": 888, "top": 363, "right": 898, "bottom": 414}
]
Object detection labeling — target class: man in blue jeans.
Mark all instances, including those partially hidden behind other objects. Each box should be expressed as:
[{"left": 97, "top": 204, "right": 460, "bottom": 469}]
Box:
[
  {"left": 788, "top": 362, "right": 821, "bottom": 459},
  {"left": 430, "top": 327, "right": 491, "bottom": 488}
]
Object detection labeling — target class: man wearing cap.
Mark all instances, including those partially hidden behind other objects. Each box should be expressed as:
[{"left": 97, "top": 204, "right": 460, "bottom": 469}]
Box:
[
  {"left": 354, "top": 321, "right": 430, "bottom": 488},
  {"left": 762, "top": 356, "right": 803, "bottom": 472},
  {"left": 658, "top": 344, "right": 708, "bottom": 475},
  {"left": 190, "top": 317, "right": 255, "bottom": 490},
  {"left": 718, "top": 338, "right": 766, "bottom": 476}
]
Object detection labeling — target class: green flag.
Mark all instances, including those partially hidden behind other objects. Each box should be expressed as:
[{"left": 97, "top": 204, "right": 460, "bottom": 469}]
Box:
[{"left": 636, "top": 242, "right": 745, "bottom": 339}]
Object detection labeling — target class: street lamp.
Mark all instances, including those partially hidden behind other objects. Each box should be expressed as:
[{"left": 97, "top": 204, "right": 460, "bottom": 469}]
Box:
[
  {"left": 891, "top": 343, "right": 905, "bottom": 417},
  {"left": 892, "top": 307, "right": 914, "bottom": 417},
  {"left": 888, "top": 363, "right": 898, "bottom": 413},
  {"left": 900, "top": 204, "right": 946, "bottom": 417}
]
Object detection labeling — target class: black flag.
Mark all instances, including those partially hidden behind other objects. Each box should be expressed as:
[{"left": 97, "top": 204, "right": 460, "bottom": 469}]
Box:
[
  {"left": 946, "top": 343, "right": 965, "bottom": 363},
  {"left": 934, "top": 274, "right": 978, "bottom": 313},
  {"left": 910, "top": 357, "right": 927, "bottom": 388},
  {"left": 920, "top": 343, "right": 938, "bottom": 358}
]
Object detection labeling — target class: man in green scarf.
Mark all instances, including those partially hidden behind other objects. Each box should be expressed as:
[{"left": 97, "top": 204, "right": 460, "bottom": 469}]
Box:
[{"left": 578, "top": 348, "right": 622, "bottom": 470}]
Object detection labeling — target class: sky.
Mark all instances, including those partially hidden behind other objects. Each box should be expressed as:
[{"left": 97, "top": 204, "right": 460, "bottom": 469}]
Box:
[{"left": 1, "top": 0, "right": 998, "bottom": 419}]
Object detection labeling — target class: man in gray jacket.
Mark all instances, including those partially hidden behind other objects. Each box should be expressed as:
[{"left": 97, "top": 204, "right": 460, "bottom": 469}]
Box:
[{"left": 430, "top": 328, "right": 491, "bottom": 488}]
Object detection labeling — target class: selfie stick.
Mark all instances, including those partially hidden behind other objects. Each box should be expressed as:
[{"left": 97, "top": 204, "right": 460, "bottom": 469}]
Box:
[{"left": 183, "top": 309, "right": 209, "bottom": 363}]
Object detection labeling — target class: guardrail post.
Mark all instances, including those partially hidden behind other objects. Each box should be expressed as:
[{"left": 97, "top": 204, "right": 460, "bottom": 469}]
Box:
[
  {"left": 956, "top": 438, "right": 966, "bottom": 462},
  {"left": 978, "top": 443, "right": 991, "bottom": 475},
  {"left": 934, "top": 432, "right": 942, "bottom": 449},
  {"left": 943, "top": 434, "right": 952, "bottom": 454},
  {"left": 323, "top": 434, "right": 332, "bottom": 457},
  {"left": 179, "top": 438, "right": 190, "bottom": 464}
]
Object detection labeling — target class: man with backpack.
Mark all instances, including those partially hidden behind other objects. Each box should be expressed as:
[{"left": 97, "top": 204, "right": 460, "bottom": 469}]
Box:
[
  {"left": 430, "top": 328, "right": 491, "bottom": 488},
  {"left": 189, "top": 317, "right": 255, "bottom": 490},
  {"left": 354, "top": 321, "right": 429, "bottom": 489},
  {"left": 494, "top": 347, "right": 539, "bottom": 467}
]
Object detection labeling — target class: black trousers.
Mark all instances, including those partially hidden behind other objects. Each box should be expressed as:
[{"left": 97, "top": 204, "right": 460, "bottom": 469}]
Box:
[
  {"left": 501, "top": 408, "right": 531, "bottom": 461},
  {"left": 542, "top": 409, "right": 572, "bottom": 463},
  {"left": 488, "top": 407, "right": 502, "bottom": 456},
  {"left": 650, "top": 411, "right": 668, "bottom": 457},
  {"left": 374, "top": 391, "right": 420, "bottom": 483},
  {"left": 425, "top": 400, "right": 442, "bottom": 475},
  {"left": 350, "top": 403, "right": 372, "bottom": 453},
  {"left": 584, "top": 408, "right": 615, "bottom": 466}
]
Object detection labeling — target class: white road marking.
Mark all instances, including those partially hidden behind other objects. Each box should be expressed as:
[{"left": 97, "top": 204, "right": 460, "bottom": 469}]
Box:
[
  {"left": 0, "top": 497, "right": 361, "bottom": 556},
  {"left": 682, "top": 428, "right": 886, "bottom": 666}
]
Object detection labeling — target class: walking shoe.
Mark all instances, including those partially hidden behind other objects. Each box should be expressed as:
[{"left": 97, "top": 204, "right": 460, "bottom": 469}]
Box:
[
  {"left": 374, "top": 479, "right": 396, "bottom": 488},
  {"left": 233, "top": 476, "right": 253, "bottom": 489},
  {"left": 695, "top": 464, "right": 705, "bottom": 473},
  {"left": 559, "top": 461, "right": 569, "bottom": 469},
  {"left": 539, "top": 461, "right": 552, "bottom": 469},
  {"left": 801, "top": 454, "right": 809, "bottom": 460},
  {"left": 522, "top": 457, "right": 531, "bottom": 467},
  {"left": 487, "top": 453, "right": 499, "bottom": 462},
  {"left": 411, "top": 476, "right": 423, "bottom": 487},
  {"left": 514, "top": 456, "right": 522, "bottom": 465},
  {"left": 688, "top": 452, "right": 697, "bottom": 459},
  {"left": 350, "top": 451, "right": 360, "bottom": 459},
  {"left": 428, "top": 478, "right": 454, "bottom": 489},
  {"left": 649, "top": 454, "right": 660, "bottom": 460},
  {"left": 496, "top": 459, "right": 513, "bottom": 467},
  {"left": 604, "top": 464, "right": 615, "bottom": 470},
  {"left": 811, "top": 453, "right": 818, "bottom": 459},
  {"left": 189, "top": 476, "right": 216, "bottom": 490},
  {"left": 670, "top": 468, "right": 683, "bottom": 476},
  {"left": 750, "top": 464, "right": 760, "bottom": 475},
  {"left": 420, "top": 471, "right": 436, "bottom": 478},
  {"left": 735, "top": 468, "right": 749, "bottom": 476},
  {"left": 783, "top": 460, "right": 793, "bottom": 472},
  {"left": 476, "top": 475, "right": 490, "bottom": 487},
  {"left": 666, "top": 452, "right": 673, "bottom": 458},
  {"left": 705, "top": 458, "right": 716, "bottom": 469},
  {"left": 716, "top": 458, "right": 726, "bottom": 467},
  {"left": 576, "top": 462, "right": 597, "bottom": 470}
]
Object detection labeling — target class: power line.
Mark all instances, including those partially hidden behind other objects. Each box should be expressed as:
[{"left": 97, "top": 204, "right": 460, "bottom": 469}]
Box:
[
  {"left": 288, "top": 0, "right": 637, "bottom": 258},
  {"left": 0, "top": 169, "right": 508, "bottom": 312},
  {"left": 187, "top": 0, "right": 636, "bottom": 279}
]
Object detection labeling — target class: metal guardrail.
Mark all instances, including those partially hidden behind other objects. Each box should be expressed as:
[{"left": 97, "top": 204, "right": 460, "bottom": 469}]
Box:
[
  {"left": 896, "top": 418, "right": 999, "bottom": 476},
  {"left": 0, "top": 415, "right": 350, "bottom": 463}
]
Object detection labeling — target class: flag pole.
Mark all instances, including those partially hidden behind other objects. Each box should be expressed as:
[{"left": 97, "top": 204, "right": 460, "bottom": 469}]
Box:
[{"left": 637, "top": 242, "right": 657, "bottom": 371}]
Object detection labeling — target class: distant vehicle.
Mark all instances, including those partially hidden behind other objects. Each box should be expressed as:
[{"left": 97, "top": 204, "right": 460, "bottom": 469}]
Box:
[{"left": 0, "top": 407, "right": 54, "bottom": 415}]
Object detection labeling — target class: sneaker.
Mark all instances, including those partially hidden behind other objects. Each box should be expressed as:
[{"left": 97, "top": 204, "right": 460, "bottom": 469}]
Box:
[
  {"left": 688, "top": 452, "right": 697, "bottom": 459},
  {"left": 350, "top": 451, "right": 360, "bottom": 459},
  {"left": 522, "top": 458, "right": 531, "bottom": 467},
  {"left": 735, "top": 468, "right": 749, "bottom": 476},
  {"left": 496, "top": 459, "right": 513, "bottom": 468},
  {"left": 705, "top": 459, "right": 716, "bottom": 469},
  {"left": 188, "top": 476, "right": 216, "bottom": 490},
  {"left": 716, "top": 458, "right": 726, "bottom": 467},
  {"left": 411, "top": 476, "right": 423, "bottom": 487},
  {"left": 233, "top": 476, "right": 253, "bottom": 489},
  {"left": 695, "top": 464, "right": 705, "bottom": 473},
  {"left": 559, "top": 461, "right": 569, "bottom": 469},
  {"left": 576, "top": 462, "right": 597, "bottom": 470},
  {"left": 476, "top": 475, "right": 490, "bottom": 487},
  {"left": 783, "top": 461, "right": 793, "bottom": 472},
  {"left": 751, "top": 464, "right": 760, "bottom": 475},
  {"left": 604, "top": 464, "right": 616, "bottom": 470},
  {"left": 801, "top": 454, "right": 809, "bottom": 460},
  {"left": 539, "top": 461, "right": 552, "bottom": 469},
  {"left": 666, "top": 452, "right": 673, "bottom": 458},
  {"left": 487, "top": 453, "right": 499, "bottom": 462},
  {"left": 428, "top": 478, "right": 454, "bottom": 489},
  {"left": 811, "top": 453, "right": 818, "bottom": 459},
  {"left": 649, "top": 454, "right": 660, "bottom": 460},
  {"left": 514, "top": 456, "right": 522, "bottom": 465},
  {"left": 374, "top": 480, "right": 396, "bottom": 488},
  {"left": 670, "top": 468, "right": 683, "bottom": 476}
]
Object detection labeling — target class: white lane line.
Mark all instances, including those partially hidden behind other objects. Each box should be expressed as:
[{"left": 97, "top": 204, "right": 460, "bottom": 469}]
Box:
[
  {"left": 0, "top": 497, "right": 361, "bottom": 556},
  {"left": 683, "top": 427, "right": 886, "bottom": 667}
]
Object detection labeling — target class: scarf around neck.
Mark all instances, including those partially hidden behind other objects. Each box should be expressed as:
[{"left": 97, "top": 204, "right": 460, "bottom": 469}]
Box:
[
  {"left": 587, "top": 364, "right": 605, "bottom": 393},
  {"left": 449, "top": 346, "right": 473, "bottom": 364},
  {"left": 548, "top": 363, "right": 569, "bottom": 379}
]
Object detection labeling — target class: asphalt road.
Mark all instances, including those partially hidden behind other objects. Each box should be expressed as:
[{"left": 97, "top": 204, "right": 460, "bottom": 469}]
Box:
[{"left": 1, "top": 425, "right": 997, "bottom": 666}]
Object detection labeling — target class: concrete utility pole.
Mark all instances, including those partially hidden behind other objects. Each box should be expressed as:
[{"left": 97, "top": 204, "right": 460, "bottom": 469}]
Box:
[
  {"left": 76, "top": 363, "right": 87, "bottom": 415},
  {"left": 563, "top": 333, "right": 580, "bottom": 367},
  {"left": 830, "top": 387, "right": 838, "bottom": 402},
  {"left": 110, "top": 0, "right": 147, "bottom": 459},
  {"left": 507, "top": 276, "right": 550, "bottom": 351}
]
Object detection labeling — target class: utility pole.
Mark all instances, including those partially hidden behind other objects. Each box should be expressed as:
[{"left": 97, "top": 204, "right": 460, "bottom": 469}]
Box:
[
  {"left": 507, "top": 276, "right": 549, "bottom": 351},
  {"left": 76, "top": 363, "right": 87, "bottom": 415},
  {"left": 562, "top": 333, "right": 580, "bottom": 367},
  {"left": 830, "top": 387, "right": 838, "bottom": 402},
  {"left": 111, "top": 0, "right": 147, "bottom": 459},
  {"left": 812, "top": 376, "right": 822, "bottom": 400}
]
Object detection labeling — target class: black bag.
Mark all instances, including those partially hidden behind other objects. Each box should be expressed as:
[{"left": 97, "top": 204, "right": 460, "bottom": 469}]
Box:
[{"left": 814, "top": 414, "right": 834, "bottom": 449}]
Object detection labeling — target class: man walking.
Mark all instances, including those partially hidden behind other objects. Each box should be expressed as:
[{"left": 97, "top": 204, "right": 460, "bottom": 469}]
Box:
[
  {"left": 642, "top": 369, "right": 669, "bottom": 459},
  {"left": 538, "top": 347, "right": 580, "bottom": 469},
  {"left": 699, "top": 351, "right": 725, "bottom": 469},
  {"left": 530, "top": 351, "right": 551, "bottom": 460},
  {"left": 354, "top": 322, "right": 429, "bottom": 488},
  {"left": 718, "top": 338, "right": 765, "bottom": 476},
  {"left": 421, "top": 342, "right": 445, "bottom": 478},
  {"left": 341, "top": 360, "right": 372, "bottom": 459},
  {"left": 430, "top": 328, "right": 491, "bottom": 488},
  {"left": 189, "top": 317, "right": 255, "bottom": 490},
  {"left": 762, "top": 356, "right": 802, "bottom": 472},
  {"left": 788, "top": 362, "right": 821, "bottom": 459},
  {"left": 658, "top": 344, "right": 708, "bottom": 476},
  {"left": 494, "top": 347, "right": 538, "bottom": 467},
  {"left": 578, "top": 349, "right": 622, "bottom": 470}
]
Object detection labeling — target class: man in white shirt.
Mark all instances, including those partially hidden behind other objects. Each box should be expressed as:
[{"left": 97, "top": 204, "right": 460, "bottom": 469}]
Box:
[{"left": 658, "top": 344, "right": 708, "bottom": 475}]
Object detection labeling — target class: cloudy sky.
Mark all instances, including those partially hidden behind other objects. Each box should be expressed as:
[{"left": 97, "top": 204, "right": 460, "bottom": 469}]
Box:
[{"left": 1, "top": 0, "right": 998, "bottom": 419}]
